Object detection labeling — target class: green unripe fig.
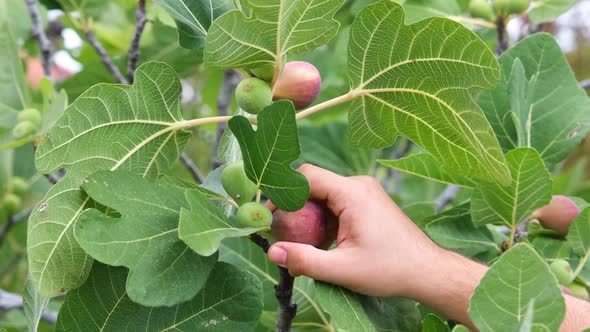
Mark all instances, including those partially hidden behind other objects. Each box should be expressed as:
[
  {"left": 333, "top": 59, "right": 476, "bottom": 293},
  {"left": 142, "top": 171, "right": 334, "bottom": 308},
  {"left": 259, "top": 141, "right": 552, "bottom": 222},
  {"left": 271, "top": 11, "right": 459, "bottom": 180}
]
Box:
[
  {"left": 235, "top": 77, "right": 273, "bottom": 115},
  {"left": 2, "top": 193, "right": 22, "bottom": 212},
  {"left": 250, "top": 64, "right": 275, "bottom": 82},
  {"left": 508, "top": 0, "right": 530, "bottom": 14},
  {"left": 469, "top": 0, "right": 495, "bottom": 21},
  {"left": 531, "top": 195, "right": 580, "bottom": 236},
  {"left": 221, "top": 161, "right": 258, "bottom": 206},
  {"left": 273, "top": 61, "right": 321, "bottom": 110},
  {"left": 17, "top": 108, "right": 42, "bottom": 127},
  {"left": 550, "top": 259, "right": 574, "bottom": 286},
  {"left": 493, "top": 0, "right": 510, "bottom": 16},
  {"left": 567, "top": 282, "right": 589, "bottom": 300},
  {"left": 13, "top": 121, "right": 38, "bottom": 138},
  {"left": 271, "top": 201, "right": 328, "bottom": 247},
  {"left": 234, "top": 202, "right": 273, "bottom": 228},
  {"left": 9, "top": 177, "right": 29, "bottom": 196}
]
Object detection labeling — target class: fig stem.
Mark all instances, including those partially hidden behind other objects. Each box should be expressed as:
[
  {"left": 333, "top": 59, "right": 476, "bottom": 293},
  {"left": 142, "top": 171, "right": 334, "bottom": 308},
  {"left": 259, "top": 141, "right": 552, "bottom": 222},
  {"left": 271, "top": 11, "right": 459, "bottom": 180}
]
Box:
[
  {"left": 275, "top": 267, "right": 297, "bottom": 332},
  {"left": 249, "top": 234, "right": 298, "bottom": 332},
  {"left": 256, "top": 189, "right": 262, "bottom": 203},
  {"left": 573, "top": 253, "right": 589, "bottom": 280}
]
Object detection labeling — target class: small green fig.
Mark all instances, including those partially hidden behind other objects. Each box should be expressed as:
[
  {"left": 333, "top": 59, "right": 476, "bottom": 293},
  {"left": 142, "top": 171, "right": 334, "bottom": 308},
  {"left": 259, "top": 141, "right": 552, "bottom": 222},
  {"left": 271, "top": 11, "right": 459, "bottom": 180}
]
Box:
[
  {"left": 9, "top": 177, "right": 29, "bottom": 196},
  {"left": 567, "top": 282, "right": 589, "bottom": 300},
  {"left": 13, "top": 121, "right": 38, "bottom": 138},
  {"left": 221, "top": 161, "right": 258, "bottom": 206},
  {"left": 17, "top": 108, "right": 42, "bottom": 127},
  {"left": 251, "top": 63, "right": 275, "bottom": 82},
  {"left": 2, "top": 193, "right": 22, "bottom": 212},
  {"left": 493, "top": 0, "right": 510, "bottom": 16},
  {"left": 550, "top": 259, "right": 574, "bottom": 286},
  {"left": 272, "top": 61, "right": 321, "bottom": 110},
  {"left": 234, "top": 202, "right": 273, "bottom": 228},
  {"left": 508, "top": 0, "right": 530, "bottom": 14},
  {"left": 271, "top": 201, "right": 327, "bottom": 247},
  {"left": 469, "top": 0, "right": 495, "bottom": 21},
  {"left": 531, "top": 195, "right": 580, "bottom": 236},
  {"left": 235, "top": 77, "right": 273, "bottom": 115}
]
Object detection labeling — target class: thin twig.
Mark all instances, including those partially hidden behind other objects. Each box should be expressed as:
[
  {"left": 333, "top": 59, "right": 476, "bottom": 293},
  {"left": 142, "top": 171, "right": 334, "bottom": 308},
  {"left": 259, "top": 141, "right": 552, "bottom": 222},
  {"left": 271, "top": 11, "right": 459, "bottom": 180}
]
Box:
[
  {"left": 127, "top": 0, "right": 147, "bottom": 83},
  {"left": 435, "top": 185, "right": 461, "bottom": 213},
  {"left": 85, "top": 31, "right": 128, "bottom": 84},
  {"left": 385, "top": 140, "right": 413, "bottom": 193},
  {"left": 249, "top": 234, "right": 297, "bottom": 332},
  {"left": 0, "top": 208, "right": 33, "bottom": 248},
  {"left": 275, "top": 267, "right": 297, "bottom": 332},
  {"left": 0, "top": 289, "right": 57, "bottom": 324},
  {"left": 495, "top": 16, "right": 508, "bottom": 56},
  {"left": 25, "top": 0, "right": 52, "bottom": 80},
  {"left": 212, "top": 70, "right": 241, "bottom": 168},
  {"left": 180, "top": 153, "right": 205, "bottom": 184}
]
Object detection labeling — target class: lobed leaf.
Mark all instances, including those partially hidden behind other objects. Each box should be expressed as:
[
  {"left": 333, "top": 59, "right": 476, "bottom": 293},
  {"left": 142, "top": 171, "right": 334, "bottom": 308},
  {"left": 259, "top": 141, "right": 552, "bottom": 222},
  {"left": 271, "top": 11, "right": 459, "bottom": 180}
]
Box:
[
  {"left": 567, "top": 207, "right": 590, "bottom": 275},
  {"left": 478, "top": 33, "right": 590, "bottom": 166},
  {"left": 316, "top": 282, "right": 375, "bottom": 332},
  {"left": 204, "top": 0, "right": 345, "bottom": 69},
  {"left": 229, "top": 101, "right": 310, "bottom": 211},
  {"left": 347, "top": 1, "right": 510, "bottom": 185},
  {"left": 529, "top": 0, "right": 577, "bottom": 23},
  {"left": 56, "top": 262, "right": 263, "bottom": 331},
  {"left": 469, "top": 244, "right": 565, "bottom": 332},
  {"left": 75, "top": 171, "right": 217, "bottom": 307},
  {"left": 28, "top": 62, "right": 191, "bottom": 297},
  {"left": 471, "top": 148, "right": 552, "bottom": 228},
  {"left": 155, "top": 0, "right": 235, "bottom": 50}
]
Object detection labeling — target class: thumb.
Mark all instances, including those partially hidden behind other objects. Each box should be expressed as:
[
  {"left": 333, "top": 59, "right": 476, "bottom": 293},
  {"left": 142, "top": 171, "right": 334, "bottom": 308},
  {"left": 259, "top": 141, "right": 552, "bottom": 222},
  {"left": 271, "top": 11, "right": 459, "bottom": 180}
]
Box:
[{"left": 267, "top": 242, "right": 346, "bottom": 282}]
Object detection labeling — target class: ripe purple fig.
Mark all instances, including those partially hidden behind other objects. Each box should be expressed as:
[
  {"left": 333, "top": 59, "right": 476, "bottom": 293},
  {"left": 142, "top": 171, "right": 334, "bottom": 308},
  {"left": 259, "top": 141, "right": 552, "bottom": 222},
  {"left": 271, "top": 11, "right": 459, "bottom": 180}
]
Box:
[
  {"left": 531, "top": 195, "right": 580, "bottom": 236},
  {"left": 272, "top": 61, "right": 321, "bottom": 110},
  {"left": 271, "top": 201, "right": 328, "bottom": 247}
]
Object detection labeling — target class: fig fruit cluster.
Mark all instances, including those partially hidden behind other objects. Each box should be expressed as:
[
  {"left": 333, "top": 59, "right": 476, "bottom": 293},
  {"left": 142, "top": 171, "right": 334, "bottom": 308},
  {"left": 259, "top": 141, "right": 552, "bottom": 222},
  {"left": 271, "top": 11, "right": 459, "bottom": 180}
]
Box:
[
  {"left": 13, "top": 108, "right": 41, "bottom": 139},
  {"left": 237, "top": 61, "right": 322, "bottom": 114},
  {"left": 1, "top": 177, "right": 30, "bottom": 212},
  {"left": 270, "top": 201, "right": 328, "bottom": 247},
  {"left": 549, "top": 259, "right": 589, "bottom": 300},
  {"left": 221, "top": 161, "right": 273, "bottom": 229},
  {"left": 469, "top": 0, "right": 495, "bottom": 21}
]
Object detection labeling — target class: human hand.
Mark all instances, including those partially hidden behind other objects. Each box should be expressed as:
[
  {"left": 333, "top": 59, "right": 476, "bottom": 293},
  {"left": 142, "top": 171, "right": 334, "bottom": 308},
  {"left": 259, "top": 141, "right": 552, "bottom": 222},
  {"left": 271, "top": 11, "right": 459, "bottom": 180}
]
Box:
[{"left": 266, "top": 164, "right": 443, "bottom": 298}]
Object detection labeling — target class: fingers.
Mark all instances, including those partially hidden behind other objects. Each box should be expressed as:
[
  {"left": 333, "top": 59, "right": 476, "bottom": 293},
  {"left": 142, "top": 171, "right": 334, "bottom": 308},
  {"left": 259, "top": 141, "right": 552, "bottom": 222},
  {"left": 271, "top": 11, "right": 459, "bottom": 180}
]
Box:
[
  {"left": 297, "top": 164, "right": 351, "bottom": 216},
  {"left": 268, "top": 242, "right": 348, "bottom": 282}
]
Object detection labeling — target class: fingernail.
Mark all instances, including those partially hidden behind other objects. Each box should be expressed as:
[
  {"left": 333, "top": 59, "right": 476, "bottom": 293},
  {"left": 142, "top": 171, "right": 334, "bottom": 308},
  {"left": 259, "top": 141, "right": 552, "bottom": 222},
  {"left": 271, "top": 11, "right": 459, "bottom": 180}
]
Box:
[{"left": 268, "top": 246, "right": 287, "bottom": 266}]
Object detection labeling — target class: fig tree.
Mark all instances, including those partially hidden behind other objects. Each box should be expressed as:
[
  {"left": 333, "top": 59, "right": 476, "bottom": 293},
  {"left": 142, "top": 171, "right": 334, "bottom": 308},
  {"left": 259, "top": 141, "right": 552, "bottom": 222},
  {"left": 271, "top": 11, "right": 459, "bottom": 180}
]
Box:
[
  {"left": 221, "top": 161, "right": 257, "bottom": 206},
  {"left": 531, "top": 195, "right": 579, "bottom": 236},
  {"left": 469, "top": 0, "right": 495, "bottom": 21},
  {"left": 272, "top": 61, "right": 321, "bottom": 110},
  {"left": 13, "top": 121, "right": 38, "bottom": 138},
  {"left": 234, "top": 202, "right": 273, "bottom": 228},
  {"left": 9, "top": 177, "right": 29, "bottom": 196},
  {"left": 550, "top": 259, "right": 574, "bottom": 286},
  {"left": 2, "top": 193, "right": 22, "bottom": 212},
  {"left": 567, "top": 282, "right": 589, "bottom": 300},
  {"left": 17, "top": 108, "right": 42, "bottom": 127},
  {"left": 250, "top": 63, "right": 275, "bottom": 82},
  {"left": 235, "top": 77, "right": 273, "bottom": 115},
  {"left": 271, "top": 201, "right": 327, "bottom": 247}
]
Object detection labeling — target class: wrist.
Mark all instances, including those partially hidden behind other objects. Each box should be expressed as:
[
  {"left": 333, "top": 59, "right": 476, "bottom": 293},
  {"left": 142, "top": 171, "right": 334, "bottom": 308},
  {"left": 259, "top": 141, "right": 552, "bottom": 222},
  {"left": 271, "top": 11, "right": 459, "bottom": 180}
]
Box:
[{"left": 402, "top": 247, "right": 488, "bottom": 326}]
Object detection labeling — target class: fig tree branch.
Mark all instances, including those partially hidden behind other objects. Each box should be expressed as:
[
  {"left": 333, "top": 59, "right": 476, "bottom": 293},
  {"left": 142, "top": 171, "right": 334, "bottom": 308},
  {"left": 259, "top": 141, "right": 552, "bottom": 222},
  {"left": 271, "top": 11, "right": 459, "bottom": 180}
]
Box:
[
  {"left": 84, "top": 30, "right": 128, "bottom": 84},
  {"left": 435, "top": 185, "right": 461, "bottom": 213},
  {"left": 0, "top": 208, "right": 33, "bottom": 248},
  {"left": 249, "top": 234, "right": 297, "bottom": 332},
  {"left": 0, "top": 289, "right": 58, "bottom": 324},
  {"left": 495, "top": 16, "right": 508, "bottom": 56},
  {"left": 127, "top": 0, "right": 147, "bottom": 84},
  {"left": 179, "top": 153, "right": 204, "bottom": 184},
  {"left": 25, "top": 0, "right": 52, "bottom": 81},
  {"left": 212, "top": 70, "right": 241, "bottom": 168}
]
